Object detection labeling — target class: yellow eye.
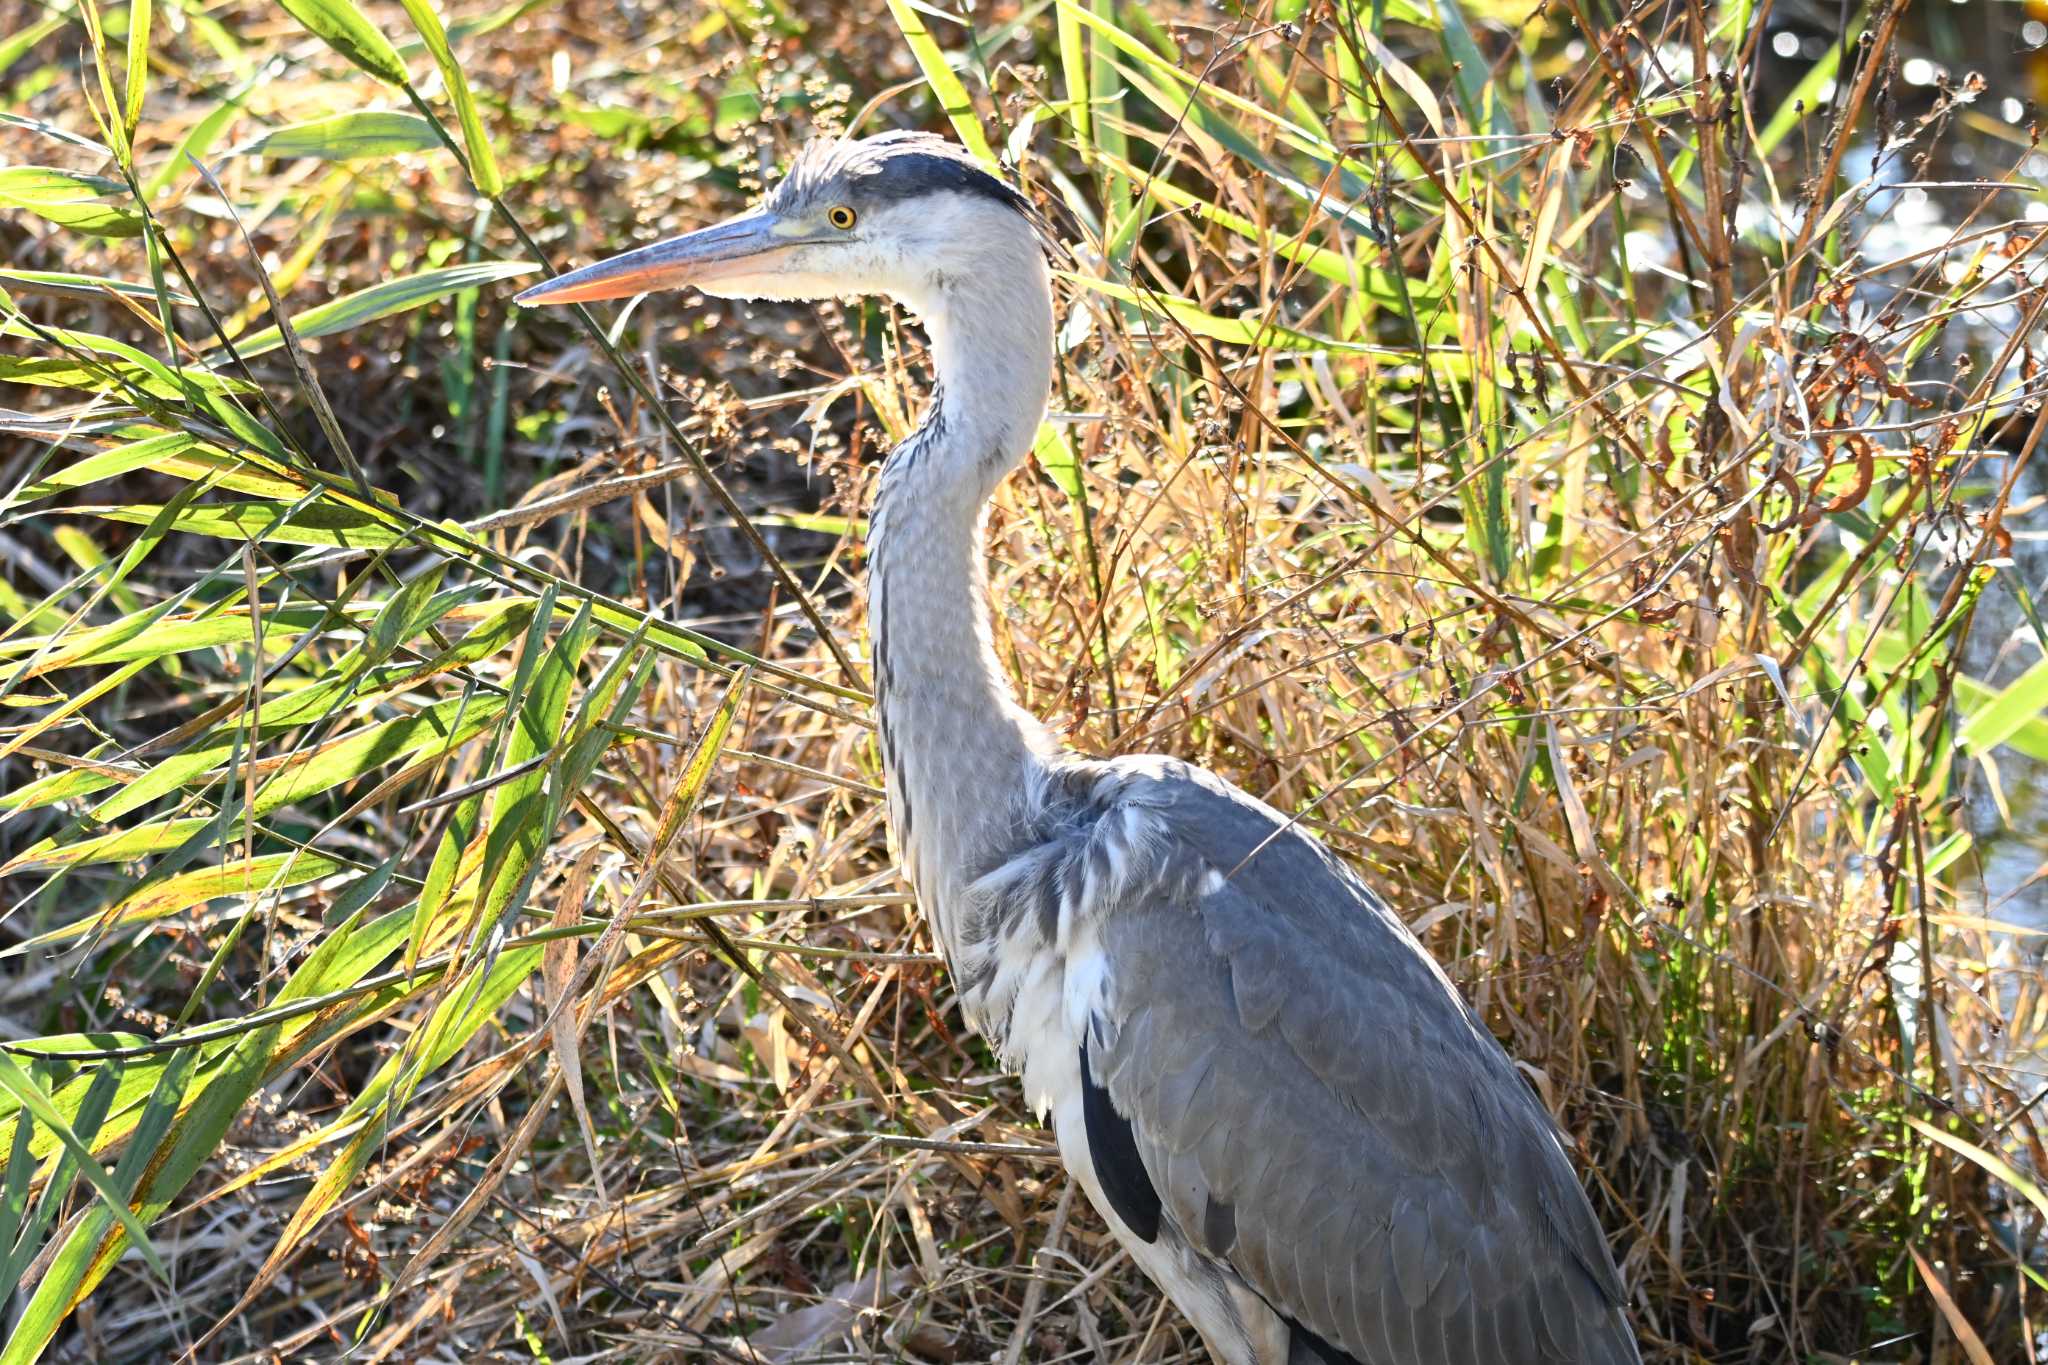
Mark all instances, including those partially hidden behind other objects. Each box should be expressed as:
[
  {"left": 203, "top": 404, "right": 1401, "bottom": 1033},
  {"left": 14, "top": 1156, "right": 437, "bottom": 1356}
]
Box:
[{"left": 827, "top": 205, "right": 857, "bottom": 230}]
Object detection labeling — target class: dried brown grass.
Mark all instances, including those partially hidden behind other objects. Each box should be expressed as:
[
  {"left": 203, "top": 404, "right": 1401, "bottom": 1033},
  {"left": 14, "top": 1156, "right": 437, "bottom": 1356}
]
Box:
[{"left": 3, "top": 0, "right": 2046, "bottom": 1361}]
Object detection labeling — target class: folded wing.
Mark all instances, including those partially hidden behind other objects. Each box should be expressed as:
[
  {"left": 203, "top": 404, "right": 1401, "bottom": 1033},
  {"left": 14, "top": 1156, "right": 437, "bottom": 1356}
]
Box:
[{"left": 1084, "top": 760, "right": 1637, "bottom": 1365}]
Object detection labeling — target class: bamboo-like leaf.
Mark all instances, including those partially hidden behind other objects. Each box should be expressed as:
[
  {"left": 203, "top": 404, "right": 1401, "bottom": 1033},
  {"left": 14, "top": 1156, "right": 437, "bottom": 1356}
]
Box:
[
  {"left": 0, "top": 601, "right": 527, "bottom": 785},
  {"left": 276, "top": 0, "right": 408, "bottom": 85},
  {"left": 0, "top": 1057, "right": 122, "bottom": 1297},
  {"left": 1054, "top": 0, "right": 1334, "bottom": 167},
  {"left": 409, "top": 791, "right": 483, "bottom": 974},
  {"left": 1904, "top": 1114, "right": 2048, "bottom": 1228},
  {"left": 0, "top": 168, "right": 143, "bottom": 237},
  {"left": 0, "top": 322, "right": 252, "bottom": 398},
  {"left": 0, "top": 817, "right": 217, "bottom": 878},
  {"left": 0, "top": 656, "right": 150, "bottom": 768},
  {"left": 75, "top": 0, "right": 126, "bottom": 160},
  {"left": 222, "top": 936, "right": 540, "bottom": 1317},
  {"left": 395, "top": 0, "right": 502, "bottom": 194},
  {"left": 0, "top": 906, "right": 411, "bottom": 1365},
  {"left": 0, "top": 605, "right": 327, "bottom": 675},
  {"left": 85, "top": 499, "right": 404, "bottom": 549},
  {"left": 1089, "top": 150, "right": 1436, "bottom": 306},
  {"left": 248, "top": 691, "right": 507, "bottom": 816},
  {"left": 0, "top": 1049, "right": 173, "bottom": 1170},
  {"left": 659, "top": 665, "right": 746, "bottom": 851},
  {"left": 1358, "top": 26, "right": 1443, "bottom": 138},
  {"left": 382, "top": 945, "right": 543, "bottom": 1122},
  {"left": 477, "top": 604, "right": 593, "bottom": 936},
  {"left": 6, "top": 433, "right": 192, "bottom": 509},
  {"left": 1055, "top": 0, "right": 1088, "bottom": 152},
  {"left": 0, "top": 763, "right": 121, "bottom": 814},
  {"left": 0, "top": 1109, "right": 38, "bottom": 1295},
  {"left": 0, "top": 268, "right": 194, "bottom": 308},
  {"left": 556, "top": 626, "right": 653, "bottom": 787},
  {"left": 881, "top": 0, "right": 994, "bottom": 164},
  {"left": 226, "top": 261, "right": 536, "bottom": 360},
  {"left": 364, "top": 562, "right": 450, "bottom": 663},
  {"left": 5, "top": 853, "right": 347, "bottom": 955},
  {"left": 0, "top": 355, "right": 223, "bottom": 402},
  {"left": 1758, "top": 5, "right": 1870, "bottom": 155},
  {"left": 234, "top": 110, "right": 441, "bottom": 162},
  {"left": 0, "top": 16, "right": 65, "bottom": 74},
  {"left": 0, "top": 1055, "right": 166, "bottom": 1280},
  {"left": 10, "top": 435, "right": 297, "bottom": 507},
  {"left": 123, "top": 0, "right": 151, "bottom": 140},
  {"left": 1958, "top": 659, "right": 2048, "bottom": 757}
]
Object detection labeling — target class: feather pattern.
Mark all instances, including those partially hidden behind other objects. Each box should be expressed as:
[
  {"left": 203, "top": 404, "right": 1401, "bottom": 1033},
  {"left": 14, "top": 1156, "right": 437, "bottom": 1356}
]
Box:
[{"left": 941, "top": 757, "right": 1640, "bottom": 1365}]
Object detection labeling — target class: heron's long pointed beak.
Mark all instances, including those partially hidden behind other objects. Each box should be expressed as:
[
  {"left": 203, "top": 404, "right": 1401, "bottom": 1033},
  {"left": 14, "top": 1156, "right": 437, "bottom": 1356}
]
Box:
[{"left": 515, "top": 211, "right": 786, "bottom": 306}]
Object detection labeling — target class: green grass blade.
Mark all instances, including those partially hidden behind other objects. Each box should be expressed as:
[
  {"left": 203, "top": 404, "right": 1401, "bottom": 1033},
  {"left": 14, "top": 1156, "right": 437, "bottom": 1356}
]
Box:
[
  {"left": 0, "top": 606, "right": 322, "bottom": 674},
  {"left": 0, "top": 1104, "right": 38, "bottom": 1288},
  {"left": 394, "top": 0, "right": 503, "bottom": 194},
  {"left": 1056, "top": 0, "right": 1089, "bottom": 151},
  {"left": 224, "top": 261, "right": 535, "bottom": 359},
  {"left": 0, "top": 17, "right": 65, "bottom": 74},
  {"left": 123, "top": 0, "right": 151, "bottom": 141},
  {"left": 0, "top": 906, "right": 405, "bottom": 1364},
  {"left": 1906, "top": 1115, "right": 2048, "bottom": 1228},
  {"left": 881, "top": 0, "right": 994, "bottom": 164},
  {"left": 233, "top": 110, "right": 442, "bottom": 161},
  {"left": 1066, "top": 274, "right": 1383, "bottom": 353},
  {"left": 2, "top": 817, "right": 218, "bottom": 878},
  {"left": 409, "top": 789, "right": 483, "bottom": 973},
  {"left": 1758, "top": 6, "right": 1870, "bottom": 156},
  {"left": 0, "top": 1056, "right": 166, "bottom": 1281},
  {"left": 248, "top": 692, "right": 508, "bottom": 816},
  {"left": 0, "top": 268, "right": 194, "bottom": 308},
  {"left": 0, "top": 168, "right": 143, "bottom": 237},
  {"left": 1958, "top": 660, "right": 2048, "bottom": 758},
  {"left": 477, "top": 602, "right": 592, "bottom": 937},
  {"left": 84, "top": 499, "right": 405, "bottom": 549},
  {"left": 0, "top": 1060, "right": 122, "bottom": 1300}
]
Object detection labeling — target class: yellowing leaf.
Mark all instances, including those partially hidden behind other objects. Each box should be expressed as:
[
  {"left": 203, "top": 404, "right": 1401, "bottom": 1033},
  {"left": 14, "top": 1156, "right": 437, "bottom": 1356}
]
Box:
[
  {"left": 395, "top": 0, "right": 502, "bottom": 195},
  {"left": 276, "top": 0, "right": 408, "bottom": 85},
  {"left": 8, "top": 852, "right": 347, "bottom": 954}
]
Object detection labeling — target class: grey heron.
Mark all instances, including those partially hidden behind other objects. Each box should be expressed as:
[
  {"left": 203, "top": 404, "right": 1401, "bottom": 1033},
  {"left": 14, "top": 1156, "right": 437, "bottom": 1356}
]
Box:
[{"left": 518, "top": 132, "right": 1640, "bottom": 1365}]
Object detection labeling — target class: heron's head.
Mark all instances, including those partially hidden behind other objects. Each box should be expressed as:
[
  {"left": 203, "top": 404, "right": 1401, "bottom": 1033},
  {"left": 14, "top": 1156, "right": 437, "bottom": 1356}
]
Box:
[{"left": 515, "top": 132, "right": 1051, "bottom": 314}]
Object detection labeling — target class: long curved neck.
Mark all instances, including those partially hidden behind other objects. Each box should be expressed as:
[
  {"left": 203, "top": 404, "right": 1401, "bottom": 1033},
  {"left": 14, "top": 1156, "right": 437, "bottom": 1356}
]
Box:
[{"left": 868, "top": 238, "right": 1058, "bottom": 966}]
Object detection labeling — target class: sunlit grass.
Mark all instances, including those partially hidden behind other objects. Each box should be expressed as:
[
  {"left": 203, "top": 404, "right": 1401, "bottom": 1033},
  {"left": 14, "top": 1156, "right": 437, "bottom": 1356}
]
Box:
[{"left": 2, "top": 0, "right": 2045, "bottom": 1359}]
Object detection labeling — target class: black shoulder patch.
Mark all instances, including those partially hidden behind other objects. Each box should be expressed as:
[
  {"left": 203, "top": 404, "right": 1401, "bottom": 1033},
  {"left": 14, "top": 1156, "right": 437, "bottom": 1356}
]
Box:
[
  {"left": 1078, "top": 1042, "right": 1160, "bottom": 1243},
  {"left": 1286, "top": 1315, "right": 1367, "bottom": 1365}
]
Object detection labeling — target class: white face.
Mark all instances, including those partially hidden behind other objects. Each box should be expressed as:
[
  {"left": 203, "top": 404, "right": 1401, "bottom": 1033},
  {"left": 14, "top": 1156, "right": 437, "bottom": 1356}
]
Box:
[
  {"left": 702, "top": 192, "right": 1028, "bottom": 317},
  {"left": 516, "top": 189, "right": 1032, "bottom": 319}
]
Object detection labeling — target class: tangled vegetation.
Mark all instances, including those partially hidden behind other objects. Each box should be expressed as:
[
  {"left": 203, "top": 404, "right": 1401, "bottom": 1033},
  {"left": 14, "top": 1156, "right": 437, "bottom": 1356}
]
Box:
[{"left": 2, "top": 0, "right": 2045, "bottom": 1359}]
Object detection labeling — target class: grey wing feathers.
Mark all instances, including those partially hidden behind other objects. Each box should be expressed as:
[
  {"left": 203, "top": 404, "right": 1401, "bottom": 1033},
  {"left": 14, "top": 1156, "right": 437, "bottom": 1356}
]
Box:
[{"left": 1086, "top": 757, "right": 1637, "bottom": 1365}]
